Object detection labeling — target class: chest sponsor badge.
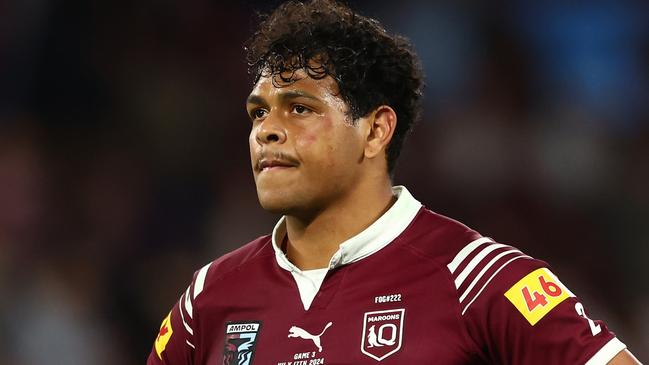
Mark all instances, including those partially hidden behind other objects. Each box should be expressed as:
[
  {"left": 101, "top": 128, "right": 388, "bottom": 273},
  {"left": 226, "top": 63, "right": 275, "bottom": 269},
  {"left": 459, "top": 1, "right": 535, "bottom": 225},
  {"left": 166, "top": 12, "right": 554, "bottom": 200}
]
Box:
[
  {"left": 504, "top": 268, "right": 573, "bottom": 325},
  {"left": 223, "top": 321, "right": 262, "bottom": 365},
  {"left": 361, "top": 309, "right": 405, "bottom": 361}
]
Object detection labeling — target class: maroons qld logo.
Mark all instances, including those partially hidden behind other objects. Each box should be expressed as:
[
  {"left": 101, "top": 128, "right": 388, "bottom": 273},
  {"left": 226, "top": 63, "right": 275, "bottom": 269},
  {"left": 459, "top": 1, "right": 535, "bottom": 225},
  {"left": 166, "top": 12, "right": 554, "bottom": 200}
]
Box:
[
  {"left": 222, "top": 321, "right": 262, "bottom": 365},
  {"left": 361, "top": 309, "right": 405, "bottom": 361}
]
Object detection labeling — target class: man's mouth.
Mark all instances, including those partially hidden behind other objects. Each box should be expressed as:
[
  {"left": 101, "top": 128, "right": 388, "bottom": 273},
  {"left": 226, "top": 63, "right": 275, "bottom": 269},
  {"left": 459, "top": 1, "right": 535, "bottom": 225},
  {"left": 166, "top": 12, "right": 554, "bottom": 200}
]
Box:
[{"left": 258, "top": 159, "right": 298, "bottom": 171}]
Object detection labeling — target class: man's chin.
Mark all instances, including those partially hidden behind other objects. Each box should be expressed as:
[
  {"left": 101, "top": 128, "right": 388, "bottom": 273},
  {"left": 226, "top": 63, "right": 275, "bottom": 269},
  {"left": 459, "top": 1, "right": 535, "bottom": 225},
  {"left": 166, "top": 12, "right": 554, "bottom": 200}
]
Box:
[
  {"left": 256, "top": 191, "right": 295, "bottom": 215},
  {"left": 258, "top": 201, "right": 290, "bottom": 214}
]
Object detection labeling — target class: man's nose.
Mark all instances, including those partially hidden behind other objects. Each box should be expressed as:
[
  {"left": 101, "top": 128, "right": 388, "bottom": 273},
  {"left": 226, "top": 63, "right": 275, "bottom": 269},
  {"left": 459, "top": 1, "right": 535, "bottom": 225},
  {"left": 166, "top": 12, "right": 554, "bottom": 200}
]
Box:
[{"left": 255, "top": 114, "right": 287, "bottom": 145}]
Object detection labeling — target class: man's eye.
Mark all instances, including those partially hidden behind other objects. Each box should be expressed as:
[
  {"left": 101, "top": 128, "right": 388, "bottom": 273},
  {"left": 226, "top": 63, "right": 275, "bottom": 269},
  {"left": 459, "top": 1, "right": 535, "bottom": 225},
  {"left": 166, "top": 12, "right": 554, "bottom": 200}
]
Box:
[
  {"left": 292, "top": 105, "right": 310, "bottom": 114},
  {"left": 251, "top": 109, "right": 267, "bottom": 119}
]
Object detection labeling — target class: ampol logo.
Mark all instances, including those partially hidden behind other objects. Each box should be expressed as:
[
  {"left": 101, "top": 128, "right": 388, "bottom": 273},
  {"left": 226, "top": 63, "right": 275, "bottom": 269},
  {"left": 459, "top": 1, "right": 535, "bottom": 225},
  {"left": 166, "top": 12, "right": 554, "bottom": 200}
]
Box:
[
  {"left": 360, "top": 309, "right": 405, "bottom": 361},
  {"left": 223, "top": 321, "right": 262, "bottom": 365}
]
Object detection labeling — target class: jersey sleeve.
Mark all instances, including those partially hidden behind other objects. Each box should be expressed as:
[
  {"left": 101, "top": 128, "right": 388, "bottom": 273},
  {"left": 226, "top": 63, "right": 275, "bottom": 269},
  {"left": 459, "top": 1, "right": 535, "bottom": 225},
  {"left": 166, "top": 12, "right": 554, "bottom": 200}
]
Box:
[
  {"left": 146, "top": 299, "right": 194, "bottom": 365},
  {"left": 448, "top": 239, "right": 626, "bottom": 365},
  {"left": 147, "top": 263, "right": 212, "bottom": 365}
]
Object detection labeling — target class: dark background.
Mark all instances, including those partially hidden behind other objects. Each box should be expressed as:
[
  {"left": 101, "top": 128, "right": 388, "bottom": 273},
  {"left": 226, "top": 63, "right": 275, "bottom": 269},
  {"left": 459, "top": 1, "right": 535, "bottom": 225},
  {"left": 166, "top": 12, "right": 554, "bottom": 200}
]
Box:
[{"left": 1, "top": 0, "right": 648, "bottom": 363}]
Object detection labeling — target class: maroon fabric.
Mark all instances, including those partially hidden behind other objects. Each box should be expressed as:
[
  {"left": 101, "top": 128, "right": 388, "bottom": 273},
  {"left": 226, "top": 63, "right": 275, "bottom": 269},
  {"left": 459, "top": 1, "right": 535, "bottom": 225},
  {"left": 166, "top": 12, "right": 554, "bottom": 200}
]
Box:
[{"left": 147, "top": 207, "right": 617, "bottom": 365}]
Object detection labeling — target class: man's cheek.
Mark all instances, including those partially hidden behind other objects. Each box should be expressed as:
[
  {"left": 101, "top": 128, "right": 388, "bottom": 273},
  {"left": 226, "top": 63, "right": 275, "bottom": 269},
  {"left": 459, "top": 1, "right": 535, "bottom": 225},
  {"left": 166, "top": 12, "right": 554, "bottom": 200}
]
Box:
[{"left": 298, "top": 133, "right": 318, "bottom": 146}]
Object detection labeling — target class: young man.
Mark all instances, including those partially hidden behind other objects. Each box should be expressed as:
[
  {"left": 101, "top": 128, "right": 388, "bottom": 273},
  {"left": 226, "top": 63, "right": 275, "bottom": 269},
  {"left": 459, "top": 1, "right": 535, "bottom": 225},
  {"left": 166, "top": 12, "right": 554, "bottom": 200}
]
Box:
[{"left": 147, "top": 1, "right": 640, "bottom": 364}]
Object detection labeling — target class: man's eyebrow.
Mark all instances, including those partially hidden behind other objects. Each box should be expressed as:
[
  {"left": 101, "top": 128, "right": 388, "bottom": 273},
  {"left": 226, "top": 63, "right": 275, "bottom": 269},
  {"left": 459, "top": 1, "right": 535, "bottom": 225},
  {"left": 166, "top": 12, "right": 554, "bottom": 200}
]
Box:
[
  {"left": 246, "top": 94, "right": 267, "bottom": 106},
  {"left": 246, "top": 90, "right": 321, "bottom": 107},
  {"left": 278, "top": 90, "right": 321, "bottom": 102}
]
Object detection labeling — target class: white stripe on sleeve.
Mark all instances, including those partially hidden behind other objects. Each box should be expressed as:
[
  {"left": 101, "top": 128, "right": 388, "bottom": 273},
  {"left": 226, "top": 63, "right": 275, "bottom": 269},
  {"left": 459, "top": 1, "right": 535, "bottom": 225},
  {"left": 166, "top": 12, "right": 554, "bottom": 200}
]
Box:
[
  {"left": 183, "top": 286, "right": 193, "bottom": 318},
  {"left": 458, "top": 249, "right": 522, "bottom": 303},
  {"left": 178, "top": 293, "right": 194, "bottom": 335},
  {"left": 193, "top": 263, "right": 211, "bottom": 299},
  {"left": 461, "top": 255, "right": 532, "bottom": 315},
  {"left": 447, "top": 237, "right": 493, "bottom": 273},
  {"left": 454, "top": 243, "right": 508, "bottom": 288},
  {"left": 584, "top": 337, "right": 626, "bottom": 365}
]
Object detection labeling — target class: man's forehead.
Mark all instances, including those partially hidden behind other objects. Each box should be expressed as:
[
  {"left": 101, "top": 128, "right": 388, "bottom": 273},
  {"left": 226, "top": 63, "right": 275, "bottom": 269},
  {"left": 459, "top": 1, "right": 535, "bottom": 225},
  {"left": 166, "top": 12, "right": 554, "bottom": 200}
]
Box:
[{"left": 248, "top": 69, "right": 340, "bottom": 100}]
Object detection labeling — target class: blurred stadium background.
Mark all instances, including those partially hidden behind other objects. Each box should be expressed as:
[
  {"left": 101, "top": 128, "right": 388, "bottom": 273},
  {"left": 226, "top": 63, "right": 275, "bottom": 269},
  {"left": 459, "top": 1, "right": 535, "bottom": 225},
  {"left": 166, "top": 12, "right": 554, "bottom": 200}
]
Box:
[{"left": 1, "top": 0, "right": 648, "bottom": 363}]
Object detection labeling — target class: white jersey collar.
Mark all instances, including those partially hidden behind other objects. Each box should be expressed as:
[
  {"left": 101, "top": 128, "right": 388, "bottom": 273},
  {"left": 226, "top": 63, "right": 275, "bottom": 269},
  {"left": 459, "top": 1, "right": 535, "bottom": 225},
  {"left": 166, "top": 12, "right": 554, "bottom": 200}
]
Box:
[{"left": 271, "top": 185, "right": 422, "bottom": 272}]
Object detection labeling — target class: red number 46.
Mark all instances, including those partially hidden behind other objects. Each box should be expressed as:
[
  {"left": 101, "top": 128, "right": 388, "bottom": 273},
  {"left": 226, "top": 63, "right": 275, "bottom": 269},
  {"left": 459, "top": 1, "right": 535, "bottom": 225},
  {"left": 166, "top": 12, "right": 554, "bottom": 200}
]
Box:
[{"left": 521, "top": 276, "right": 563, "bottom": 311}]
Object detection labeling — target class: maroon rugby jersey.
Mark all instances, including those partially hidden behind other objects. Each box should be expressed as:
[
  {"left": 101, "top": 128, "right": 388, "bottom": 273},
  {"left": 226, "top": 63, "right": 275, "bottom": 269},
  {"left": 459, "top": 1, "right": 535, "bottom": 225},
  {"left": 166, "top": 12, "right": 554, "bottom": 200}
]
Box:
[{"left": 147, "top": 186, "right": 626, "bottom": 365}]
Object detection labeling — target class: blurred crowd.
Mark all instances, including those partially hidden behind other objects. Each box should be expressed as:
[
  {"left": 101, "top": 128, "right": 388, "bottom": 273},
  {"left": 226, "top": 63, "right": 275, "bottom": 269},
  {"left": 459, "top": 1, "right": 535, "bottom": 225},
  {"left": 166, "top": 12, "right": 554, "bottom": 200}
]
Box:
[{"left": 1, "top": 0, "right": 648, "bottom": 364}]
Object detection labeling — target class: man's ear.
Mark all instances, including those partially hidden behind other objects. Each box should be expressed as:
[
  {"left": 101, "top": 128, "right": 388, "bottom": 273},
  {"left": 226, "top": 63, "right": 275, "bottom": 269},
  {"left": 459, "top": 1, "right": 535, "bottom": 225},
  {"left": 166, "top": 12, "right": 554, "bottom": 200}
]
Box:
[{"left": 364, "top": 105, "right": 397, "bottom": 159}]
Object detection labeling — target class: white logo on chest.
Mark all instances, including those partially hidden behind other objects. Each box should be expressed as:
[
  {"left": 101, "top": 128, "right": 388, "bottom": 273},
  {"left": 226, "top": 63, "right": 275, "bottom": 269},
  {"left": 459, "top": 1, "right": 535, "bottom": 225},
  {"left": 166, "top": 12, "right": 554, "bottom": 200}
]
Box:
[
  {"left": 287, "top": 322, "right": 332, "bottom": 352},
  {"left": 361, "top": 309, "right": 405, "bottom": 361}
]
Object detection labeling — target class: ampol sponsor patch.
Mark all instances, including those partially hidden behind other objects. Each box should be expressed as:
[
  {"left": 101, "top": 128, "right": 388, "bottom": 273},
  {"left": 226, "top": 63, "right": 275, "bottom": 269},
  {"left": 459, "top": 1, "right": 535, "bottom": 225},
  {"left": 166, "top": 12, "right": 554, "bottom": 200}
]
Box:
[
  {"left": 361, "top": 309, "right": 405, "bottom": 361},
  {"left": 222, "top": 321, "right": 262, "bottom": 365},
  {"left": 155, "top": 311, "right": 173, "bottom": 359},
  {"left": 504, "top": 268, "right": 572, "bottom": 325}
]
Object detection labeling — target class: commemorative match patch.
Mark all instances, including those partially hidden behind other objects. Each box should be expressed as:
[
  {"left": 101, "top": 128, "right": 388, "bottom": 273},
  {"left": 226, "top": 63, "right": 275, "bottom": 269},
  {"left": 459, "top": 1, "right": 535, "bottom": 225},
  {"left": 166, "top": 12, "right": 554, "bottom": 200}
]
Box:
[
  {"left": 361, "top": 309, "right": 405, "bottom": 361},
  {"left": 504, "top": 268, "right": 572, "bottom": 325},
  {"left": 222, "top": 321, "right": 262, "bottom": 365},
  {"left": 155, "top": 311, "right": 173, "bottom": 359}
]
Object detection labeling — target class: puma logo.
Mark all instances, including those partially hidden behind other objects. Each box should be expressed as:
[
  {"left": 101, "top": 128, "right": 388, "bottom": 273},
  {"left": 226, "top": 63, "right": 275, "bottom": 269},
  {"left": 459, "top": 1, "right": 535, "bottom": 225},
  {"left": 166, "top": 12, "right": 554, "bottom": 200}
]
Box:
[
  {"left": 367, "top": 325, "right": 396, "bottom": 347},
  {"left": 288, "top": 322, "right": 333, "bottom": 352}
]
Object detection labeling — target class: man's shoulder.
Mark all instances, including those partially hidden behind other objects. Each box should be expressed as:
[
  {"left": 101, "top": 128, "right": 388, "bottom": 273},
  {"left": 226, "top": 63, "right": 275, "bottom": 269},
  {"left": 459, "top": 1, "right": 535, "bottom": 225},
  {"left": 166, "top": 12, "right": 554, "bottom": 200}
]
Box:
[
  {"left": 205, "top": 234, "right": 274, "bottom": 279},
  {"left": 400, "top": 207, "right": 544, "bottom": 295},
  {"left": 405, "top": 208, "right": 555, "bottom": 318},
  {"left": 184, "top": 235, "right": 274, "bottom": 299}
]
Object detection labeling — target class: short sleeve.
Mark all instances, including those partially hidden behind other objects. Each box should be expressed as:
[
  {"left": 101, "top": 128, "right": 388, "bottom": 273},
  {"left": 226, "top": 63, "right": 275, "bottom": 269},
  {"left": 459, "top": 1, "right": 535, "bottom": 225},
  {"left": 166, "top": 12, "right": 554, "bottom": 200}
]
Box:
[{"left": 447, "top": 239, "right": 626, "bottom": 364}]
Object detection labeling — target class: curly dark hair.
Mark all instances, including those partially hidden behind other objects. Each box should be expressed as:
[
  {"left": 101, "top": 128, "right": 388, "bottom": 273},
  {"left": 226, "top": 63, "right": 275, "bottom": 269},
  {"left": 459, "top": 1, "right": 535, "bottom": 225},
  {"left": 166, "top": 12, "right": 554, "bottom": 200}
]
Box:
[{"left": 245, "top": 0, "right": 424, "bottom": 175}]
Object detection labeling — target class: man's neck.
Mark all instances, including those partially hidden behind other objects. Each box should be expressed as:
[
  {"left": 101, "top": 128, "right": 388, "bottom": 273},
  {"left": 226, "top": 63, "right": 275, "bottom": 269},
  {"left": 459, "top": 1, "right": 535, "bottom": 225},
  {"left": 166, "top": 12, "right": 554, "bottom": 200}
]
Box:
[{"left": 284, "top": 180, "right": 396, "bottom": 270}]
